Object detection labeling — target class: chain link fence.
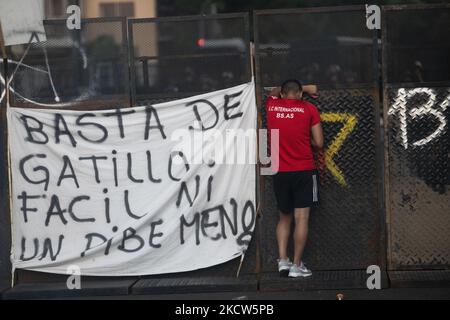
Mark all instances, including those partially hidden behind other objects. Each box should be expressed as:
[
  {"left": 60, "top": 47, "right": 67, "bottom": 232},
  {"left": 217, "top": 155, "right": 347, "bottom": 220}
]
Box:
[
  {"left": 7, "top": 17, "right": 129, "bottom": 109},
  {"left": 128, "top": 13, "right": 252, "bottom": 106}
]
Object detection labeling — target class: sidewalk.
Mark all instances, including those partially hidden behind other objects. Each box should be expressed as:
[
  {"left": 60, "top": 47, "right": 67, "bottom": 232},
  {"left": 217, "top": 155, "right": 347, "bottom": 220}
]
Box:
[
  {"left": 2, "top": 270, "right": 450, "bottom": 300},
  {"left": 73, "top": 288, "right": 450, "bottom": 300}
]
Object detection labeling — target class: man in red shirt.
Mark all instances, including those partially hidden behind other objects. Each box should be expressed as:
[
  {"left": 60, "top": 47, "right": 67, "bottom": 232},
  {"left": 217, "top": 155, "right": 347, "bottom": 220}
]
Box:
[{"left": 266, "top": 79, "right": 323, "bottom": 278}]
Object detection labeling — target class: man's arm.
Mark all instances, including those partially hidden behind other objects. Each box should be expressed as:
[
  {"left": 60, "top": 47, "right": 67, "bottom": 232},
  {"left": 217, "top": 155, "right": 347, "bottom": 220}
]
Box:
[
  {"left": 311, "top": 123, "right": 324, "bottom": 149},
  {"left": 302, "top": 85, "right": 318, "bottom": 98},
  {"left": 268, "top": 87, "right": 282, "bottom": 97},
  {"left": 268, "top": 85, "right": 318, "bottom": 98}
]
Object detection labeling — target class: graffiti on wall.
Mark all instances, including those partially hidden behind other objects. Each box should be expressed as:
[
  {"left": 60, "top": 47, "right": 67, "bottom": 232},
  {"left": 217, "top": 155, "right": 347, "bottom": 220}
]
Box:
[
  {"left": 320, "top": 112, "right": 358, "bottom": 187},
  {"left": 389, "top": 88, "right": 449, "bottom": 149},
  {"left": 388, "top": 87, "right": 450, "bottom": 193},
  {"left": 263, "top": 91, "right": 372, "bottom": 189}
]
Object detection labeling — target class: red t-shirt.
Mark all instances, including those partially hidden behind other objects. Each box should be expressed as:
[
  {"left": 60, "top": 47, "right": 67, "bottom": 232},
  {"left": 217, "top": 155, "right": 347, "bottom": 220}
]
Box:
[{"left": 266, "top": 96, "right": 321, "bottom": 172}]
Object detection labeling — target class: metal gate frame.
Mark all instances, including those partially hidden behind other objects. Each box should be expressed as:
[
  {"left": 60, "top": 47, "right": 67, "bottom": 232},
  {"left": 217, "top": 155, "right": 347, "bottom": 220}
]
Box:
[
  {"left": 382, "top": 3, "right": 450, "bottom": 271},
  {"left": 3, "top": 17, "right": 133, "bottom": 286},
  {"left": 128, "top": 13, "right": 252, "bottom": 107},
  {"left": 5, "top": 12, "right": 257, "bottom": 287},
  {"left": 0, "top": 102, "right": 11, "bottom": 291},
  {"left": 8, "top": 17, "right": 131, "bottom": 110},
  {"left": 1, "top": 4, "right": 450, "bottom": 295},
  {"left": 253, "top": 5, "right": 387, "bottom": 272}
]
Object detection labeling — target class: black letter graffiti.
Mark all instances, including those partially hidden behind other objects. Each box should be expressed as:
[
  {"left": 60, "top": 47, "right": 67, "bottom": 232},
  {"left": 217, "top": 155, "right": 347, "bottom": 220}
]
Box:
[
  {"left": 201, "top": 209, "right": 221, "bottom": 241},
  {"left": 79, "top": 156, "right": 108, "bottom": 184},
  {"left": 124, "top": 190, "right": 146, "bottom": 220},
  {"left": 17, "top": 192, "right": 42, "bottom": 223},
  {"left": 237, "top": 200, "right": 256, "bottom": 246},
  {"left": 76, "top": 113, "right": 108, "bottom": 143},
  {"left": 68, "top": 196, "right": 95, "bottom": 223},
  {"left": 45, "top": 195, "right": 68, "bottom": 227},
  {"left": 149, "top": 219, "right": 164, "bottom": 248},
  {"left": 81, "top": 233, "right": 109, "bottom": 257},
  {"left": 118, "top": 228, "right": 145, "bottom": 253},
  {"left": 146, "top": 151, "right": 162, "bottom": 183},
  {"left": 180, "top": 213, "right": 200, "bottom": 245},
  {"left": 207, "top": 175, "right": 213, "bottom": 202},
  {"left": 19, "top": 154, "right": 49, "bottom": 191},
  {"left": 55, "top": 114, "right": 77, "bottom": 147},
  {"left": 104, "top": 108, "right": 135, "bottom": 139},
  {"left": 103, "top": 188, "right": 111, "bottom": 224},
  {"left": 168, "top": 151, "right": 190, "bottom": 182},
  {"left": 144, "top": 106, "right": 166, "bottom": 140},
  {"left": 39, "top": 235, "right": 65, "bottom": 261},
  {"left": 127, "top": 153, "right": 144, "bottom": 183},
  {"left": 186, "top": 99, "right": 219, "bottom": 130},
  {"left": 57, "top": 155, "right": 80, "bottom": 188},
  {"left": 220, "top": 199, "right": 238, "bottom": 239},
  {"left": 20, "top": 115, "right": 48, "bottom": 144},
  {"left": 20, "top": 237, "right": 39, "bottom": 261},
  {"left": 223, "top": 91, "right": 244, "bottom": 120},
  {"left": 176, "top": 175, "right": 200, "bottom": 207}
]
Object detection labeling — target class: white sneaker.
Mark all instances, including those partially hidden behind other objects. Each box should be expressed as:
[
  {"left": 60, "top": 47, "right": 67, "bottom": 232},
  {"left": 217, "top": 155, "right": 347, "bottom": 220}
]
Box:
[
  {"left": 288, "top": 262, "right": 312, "bottom": 278},
  {"left": 277, "top": 258, "right": 292, "bottom": 277}
]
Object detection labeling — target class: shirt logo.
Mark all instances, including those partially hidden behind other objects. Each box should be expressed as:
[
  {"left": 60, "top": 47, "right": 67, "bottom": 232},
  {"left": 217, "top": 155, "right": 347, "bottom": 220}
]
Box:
[{"left": 268, "top": 106, "right": 304, "bottom": 113}]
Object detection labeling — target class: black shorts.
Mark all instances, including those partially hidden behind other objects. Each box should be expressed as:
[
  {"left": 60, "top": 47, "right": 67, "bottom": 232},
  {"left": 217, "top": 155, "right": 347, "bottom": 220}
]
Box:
[{"left": 273, "top": 170, "right": 319, "bottom": 214}]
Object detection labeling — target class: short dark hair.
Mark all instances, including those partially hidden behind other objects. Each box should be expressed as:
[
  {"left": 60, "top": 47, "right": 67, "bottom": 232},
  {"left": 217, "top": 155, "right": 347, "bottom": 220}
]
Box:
[{"left": 281, "top": 79, "right": 303, "bottom": 95}]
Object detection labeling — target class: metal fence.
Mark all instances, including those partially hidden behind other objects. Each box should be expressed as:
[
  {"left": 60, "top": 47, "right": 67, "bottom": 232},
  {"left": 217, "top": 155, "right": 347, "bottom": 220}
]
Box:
[
  {"left": 7, "top": 17, "right": 130, "bottom": 109},
  {"left": 0, "top": 60, "right": 5, "bottom": 108},
  {"left": 128, "top": 13, "right": 252, "bottom": 106},
  {"left": 383, "top": 4, "right": 450, "bottom": 270},
  {"left": 0, "top": 55, "right": 9, "bottom": 289},
  {"left": 126, "top": 13, "right": 256, "bottom": 280},
  {"left": 254, "top": 6, "right": 384, "bottom": 272},
  {"left": 0, "top": 5, "right": 450, "bottom": 290},
  {"left": 0, "top": 104, "right": 10, "bottom": 290},
  {"left": 0, "top": 14, "right": 255, "bottom": 286}
]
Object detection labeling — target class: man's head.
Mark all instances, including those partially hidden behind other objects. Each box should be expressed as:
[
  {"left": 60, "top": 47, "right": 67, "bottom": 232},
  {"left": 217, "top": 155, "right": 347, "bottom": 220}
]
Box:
[{"left": 281, "top": 79, "right": 303, "bottom": 99}]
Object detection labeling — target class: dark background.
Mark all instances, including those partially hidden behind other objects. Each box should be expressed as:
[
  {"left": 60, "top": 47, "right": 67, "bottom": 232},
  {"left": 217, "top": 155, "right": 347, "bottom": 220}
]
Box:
[{"left": 158, "top": 0, "right": 446, "bottom": 16}]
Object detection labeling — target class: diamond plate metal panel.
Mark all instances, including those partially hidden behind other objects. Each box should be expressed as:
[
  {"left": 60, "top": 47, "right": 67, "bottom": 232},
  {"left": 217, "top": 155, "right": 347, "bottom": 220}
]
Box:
[
  {"left": 383, "top": 4, "right": 450, "bottom": 270},
  {"left": 386, "top": 86, "right": 450, "bottom": 269},
  {"left": 254, "top": 6, "right": 383, "bottom": 272},
  {"left": 261, "top": 89, "right": 382, "bottom": 271}
]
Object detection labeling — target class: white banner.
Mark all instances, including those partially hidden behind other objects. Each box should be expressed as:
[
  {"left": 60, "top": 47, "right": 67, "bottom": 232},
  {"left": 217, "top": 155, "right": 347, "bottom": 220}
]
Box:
[
  {"left": 0, "top": 0, "right": 47, "bottom": 46},
  {"left": 7, "top": 82, "right": 257, "bottom": 276}
]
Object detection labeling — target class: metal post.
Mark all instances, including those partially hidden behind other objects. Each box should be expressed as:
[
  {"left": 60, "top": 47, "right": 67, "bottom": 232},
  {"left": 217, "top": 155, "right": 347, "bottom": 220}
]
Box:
[
  {"left": 142, "top": 58, "right": 149, "bottom": 88},
  {"left": 0, "top": 22, "right": 14, "bottom": 288}
]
